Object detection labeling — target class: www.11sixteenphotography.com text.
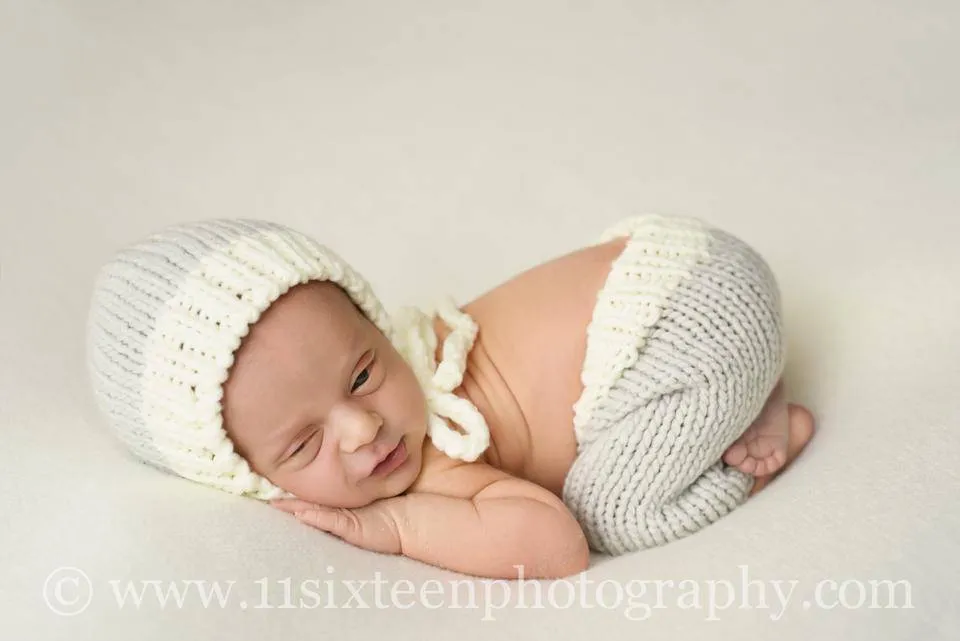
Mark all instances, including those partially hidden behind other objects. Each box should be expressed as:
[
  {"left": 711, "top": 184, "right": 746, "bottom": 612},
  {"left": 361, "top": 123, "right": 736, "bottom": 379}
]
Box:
[{"left": 43, "top": 564, "right": 914, "bottom": 621}]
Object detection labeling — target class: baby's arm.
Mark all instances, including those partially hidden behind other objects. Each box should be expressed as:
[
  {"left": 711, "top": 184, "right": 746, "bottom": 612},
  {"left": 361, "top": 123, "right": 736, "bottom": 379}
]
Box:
[
  {"left": 393, "top": 467, "right": 590, "bottom": 578},
  {"left": 272, "top": 464, "right": 590, "bottom": 579}
]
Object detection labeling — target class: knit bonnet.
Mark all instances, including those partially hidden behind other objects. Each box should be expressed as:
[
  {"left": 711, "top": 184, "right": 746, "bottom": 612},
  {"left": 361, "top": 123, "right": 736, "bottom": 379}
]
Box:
[{"left": 86, "top": 219, "right": 490, "bottom": 499}]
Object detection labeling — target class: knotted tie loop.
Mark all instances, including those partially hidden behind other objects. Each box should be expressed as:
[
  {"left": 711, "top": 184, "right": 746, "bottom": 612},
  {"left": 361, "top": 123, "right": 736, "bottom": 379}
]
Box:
[{"left": 390, "top": 296, "right": 490, "bottom": 461}]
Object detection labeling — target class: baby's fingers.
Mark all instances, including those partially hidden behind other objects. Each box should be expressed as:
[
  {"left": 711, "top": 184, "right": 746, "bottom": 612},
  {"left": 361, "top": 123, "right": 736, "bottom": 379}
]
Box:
[
  {"left": 270, "top": 500, "right": 356, "bottom": 538},
  {"left": 286, "top": 503, "right": 402, "bottom": 555},
  {"left": 270, "top": 499, "right": 358, "bottom": 539},
  {"left": 295, "top": 507, "right": 380, "bottom": 553},
  {"left": 293, "top": 506, "right": 349, "bottom": 534},
  {"left": 269, "top": 498, "right": 321, "bottom": 514}
]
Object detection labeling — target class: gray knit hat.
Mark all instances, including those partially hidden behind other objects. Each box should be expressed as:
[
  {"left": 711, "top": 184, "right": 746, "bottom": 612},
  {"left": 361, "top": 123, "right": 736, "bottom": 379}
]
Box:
[{"left": 86, "top": 219, "right": 489, "bottom": 499}]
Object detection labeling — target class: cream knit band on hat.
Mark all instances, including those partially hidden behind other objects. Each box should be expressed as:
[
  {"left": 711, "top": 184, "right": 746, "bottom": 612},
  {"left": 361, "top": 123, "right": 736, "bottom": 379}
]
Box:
[{"left": 86, "top": 219, "right": 490, "bottom": 499}]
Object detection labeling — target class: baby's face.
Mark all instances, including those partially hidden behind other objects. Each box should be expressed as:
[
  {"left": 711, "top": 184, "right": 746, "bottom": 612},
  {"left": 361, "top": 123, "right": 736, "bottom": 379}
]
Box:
[{"left": 222, "top": 281, "right": 428, "bottom": 508}]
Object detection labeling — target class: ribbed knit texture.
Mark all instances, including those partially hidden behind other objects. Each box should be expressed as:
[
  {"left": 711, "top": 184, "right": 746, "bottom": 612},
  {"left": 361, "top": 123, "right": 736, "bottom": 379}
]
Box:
[
  {"left": 562, "top": 214, "right": 785, "bottom": 555},
  {"left": 86, "top": 219, "right": 489, "bottom": 500}
]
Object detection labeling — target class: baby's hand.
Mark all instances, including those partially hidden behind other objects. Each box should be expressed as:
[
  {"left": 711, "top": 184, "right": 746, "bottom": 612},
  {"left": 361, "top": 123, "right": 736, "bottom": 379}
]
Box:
[{"left": 270, "top": 498, "right": 404, "bottom": 555}]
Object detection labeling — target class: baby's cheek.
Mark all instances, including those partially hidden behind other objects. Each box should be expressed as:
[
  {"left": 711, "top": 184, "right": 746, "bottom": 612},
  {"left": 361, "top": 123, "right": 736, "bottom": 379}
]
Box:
[
  {"left": 286, "top": 458, "right": 342, "bottom": 505},
  {"left": 387, "top": 361, "right": 424, "bottom": 406},
  {"left": 402, "top": 372, "right": 429, "bottom": 420}
]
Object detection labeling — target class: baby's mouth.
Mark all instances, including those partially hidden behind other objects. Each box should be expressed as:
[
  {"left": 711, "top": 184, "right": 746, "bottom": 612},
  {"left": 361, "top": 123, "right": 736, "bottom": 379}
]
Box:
[{"left": 369, "top": 438, "right": 407, "bottom": 478}]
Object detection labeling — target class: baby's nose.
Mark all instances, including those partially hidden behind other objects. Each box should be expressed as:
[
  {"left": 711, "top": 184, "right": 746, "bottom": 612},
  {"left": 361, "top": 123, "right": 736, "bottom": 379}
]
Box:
[{"left": 336, "top": 407, "right": 383, "bottom": 453}]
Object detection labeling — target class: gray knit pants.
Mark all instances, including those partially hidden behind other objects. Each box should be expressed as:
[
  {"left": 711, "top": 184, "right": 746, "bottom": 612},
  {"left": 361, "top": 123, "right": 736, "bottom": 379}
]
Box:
[{"left": 562, "top": 215, "right": 786, "bottom": 555}]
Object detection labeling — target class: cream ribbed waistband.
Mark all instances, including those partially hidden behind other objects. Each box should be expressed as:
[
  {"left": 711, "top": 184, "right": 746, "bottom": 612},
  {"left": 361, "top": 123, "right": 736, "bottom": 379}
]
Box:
[{"left": 571, "top": 214, "right": 713, "bottom": 448}]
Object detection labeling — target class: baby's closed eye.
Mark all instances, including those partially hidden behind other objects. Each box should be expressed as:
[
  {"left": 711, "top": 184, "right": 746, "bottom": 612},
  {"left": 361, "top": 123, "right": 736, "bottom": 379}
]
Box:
[{"left": 287, "top": 428, "right": 323, "bottom": 462}]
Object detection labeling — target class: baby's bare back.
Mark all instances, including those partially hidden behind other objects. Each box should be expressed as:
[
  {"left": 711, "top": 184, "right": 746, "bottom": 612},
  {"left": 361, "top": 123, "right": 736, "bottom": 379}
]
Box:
[{"left": 429, "top": 235, "right": 629, "bottom": 497}]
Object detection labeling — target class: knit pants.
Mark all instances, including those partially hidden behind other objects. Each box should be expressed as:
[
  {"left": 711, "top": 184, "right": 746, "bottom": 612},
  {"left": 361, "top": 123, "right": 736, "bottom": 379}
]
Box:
[{"left": 561, "top": 215, "right": 786, "bottom": 555}]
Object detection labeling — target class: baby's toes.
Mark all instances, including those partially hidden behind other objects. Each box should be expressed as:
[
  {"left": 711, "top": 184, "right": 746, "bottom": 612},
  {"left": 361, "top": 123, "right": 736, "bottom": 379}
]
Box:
[
  {"left": 736, "top": 455, "right": 759, "bottom": 475},
  {"left": 752, "top": 445, "right": 788, "bottom": 477},
  {"left": 724, "top": 442, "right": 762, "bottom": 475},
  {"left": 722, "top": 440, "right": 749, "bottom": 467}
]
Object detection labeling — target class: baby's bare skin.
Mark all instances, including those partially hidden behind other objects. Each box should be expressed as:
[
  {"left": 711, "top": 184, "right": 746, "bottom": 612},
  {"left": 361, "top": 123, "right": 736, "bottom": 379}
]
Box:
[
  {"left": 422, "top": 236, "right": 633, "bottom": 498},
  {"left": 230, "top": 236, "right": 815, "bottom": 578}
]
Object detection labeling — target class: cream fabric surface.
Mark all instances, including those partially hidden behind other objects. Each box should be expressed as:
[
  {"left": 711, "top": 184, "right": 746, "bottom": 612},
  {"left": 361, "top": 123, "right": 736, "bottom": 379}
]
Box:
[{"left": 2, "top": 1, "right": 958, "bottom": 639}]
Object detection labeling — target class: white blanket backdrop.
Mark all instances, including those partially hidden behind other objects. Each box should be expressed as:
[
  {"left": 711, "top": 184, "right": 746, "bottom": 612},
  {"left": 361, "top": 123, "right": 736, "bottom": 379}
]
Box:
[{"left": 2, "top": 1, "right": 958, "bottom": 639}]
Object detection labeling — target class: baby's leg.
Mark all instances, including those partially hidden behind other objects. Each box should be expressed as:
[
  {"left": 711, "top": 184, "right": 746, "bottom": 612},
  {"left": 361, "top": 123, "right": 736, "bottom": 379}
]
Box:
[
  {"left": 563, "top": 214, "right": 792, "bottom": 555},
  {"left": 722, "top": 379, "right": 790, "bottom": 476}
]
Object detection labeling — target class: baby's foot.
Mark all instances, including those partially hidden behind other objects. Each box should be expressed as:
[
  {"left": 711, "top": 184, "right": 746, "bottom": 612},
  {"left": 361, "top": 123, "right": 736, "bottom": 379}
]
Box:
[
  {"left": 748, "top": 404, "right": 816, "bottom": 495},
  {"left": 723, "top": 383, "right": 789, "bottom": 477}
]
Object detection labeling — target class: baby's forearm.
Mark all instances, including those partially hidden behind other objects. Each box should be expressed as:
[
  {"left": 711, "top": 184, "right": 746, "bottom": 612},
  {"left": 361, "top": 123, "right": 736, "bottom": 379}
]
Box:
[{"left": 386, "top": 492, "right": 589, "bottom": 579}]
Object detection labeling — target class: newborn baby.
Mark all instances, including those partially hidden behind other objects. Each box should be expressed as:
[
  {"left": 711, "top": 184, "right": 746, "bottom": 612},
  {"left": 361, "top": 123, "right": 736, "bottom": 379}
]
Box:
[{"left": 87, "top": 215, "right": 815, "bottom": 580}]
